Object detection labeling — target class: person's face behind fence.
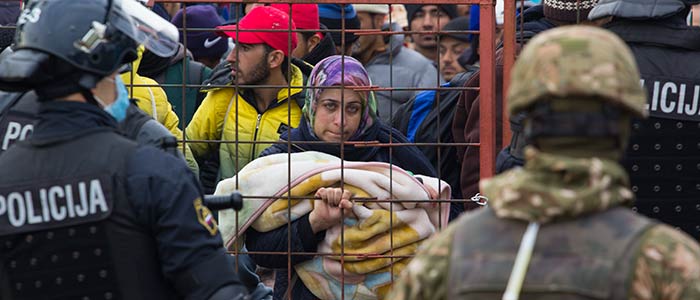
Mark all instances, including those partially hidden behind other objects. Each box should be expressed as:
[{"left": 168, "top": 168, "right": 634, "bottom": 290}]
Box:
[
  {"left": 439, "top": 36, "right": 469, "bottom": 81},
  {"left": 313, "top": 88, "right": 363, "bottom": 143},
  {"left": 226, "top": 43, "right": 271, "bottom": 86},
  {"left": 410, "top": 5, "right": 451, "bottom": 49}
]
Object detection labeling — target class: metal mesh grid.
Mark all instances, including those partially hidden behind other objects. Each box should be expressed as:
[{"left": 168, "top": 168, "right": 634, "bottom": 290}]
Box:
[
  {"left": 144, "top": 1, "right": 506, "bottom": 298},
  {"left": 3, "top": 0, "right": 509, "bottom": 298}
]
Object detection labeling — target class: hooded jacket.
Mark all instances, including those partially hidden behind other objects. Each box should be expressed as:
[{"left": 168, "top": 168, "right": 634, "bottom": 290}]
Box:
[
  {"left": 364, "top": 23, "right": 441, "bottom": 124},
  {"left": 121, "top": 48, "right": 199, "bottom": 174},
  {"left": 137, "top": 44, "right": 212, "bottom": 125}
]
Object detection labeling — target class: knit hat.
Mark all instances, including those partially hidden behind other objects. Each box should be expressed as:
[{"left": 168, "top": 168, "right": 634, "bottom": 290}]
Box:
[
  {"left": 318, "top": 4, "right": 360, "bottom": 46},
  {"left": 353, "top": 4, "right": 390, "bottom": 15},
  {"left": 269, "top": 4, "right": 320, "bottom": 32},
  {"left": 171, "top": 5, "right": 228, "bottom": 60},
  {"left": 405, "top": 4, "right": 458, "bottom": 25},
  {"left": 439, "top": 16, "right": 471, "bottom": 43},
  {"left": 542, "top": 0, "right": 599, "bottom": 23},
  {"left": 217, "top": 6, "right": 298, "bottom": 57}
]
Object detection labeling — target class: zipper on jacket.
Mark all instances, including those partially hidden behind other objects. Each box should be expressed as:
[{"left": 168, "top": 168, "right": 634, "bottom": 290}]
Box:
[{"left": 250, "top": 113, "right": 262, "bottom": 161}]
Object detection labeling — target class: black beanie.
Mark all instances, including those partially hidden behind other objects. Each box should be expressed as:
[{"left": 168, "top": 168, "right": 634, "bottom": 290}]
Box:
[
  {"left": 439, "top": 16, "right": 471, "bottom": 43},
  {"left": 543, "top": 0, "right": 599, "bottom": 23},
  {"left": 405, "top": 4, "right": 459, "bottom": 27}
]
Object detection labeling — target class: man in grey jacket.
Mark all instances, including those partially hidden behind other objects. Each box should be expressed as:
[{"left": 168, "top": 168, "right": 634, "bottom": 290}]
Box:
[{"left": 353, "top": 4, "right": 441, "bottom": 124}]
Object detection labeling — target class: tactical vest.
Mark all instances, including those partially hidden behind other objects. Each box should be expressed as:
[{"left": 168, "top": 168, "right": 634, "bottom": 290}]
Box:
[
  {"left": 604, "top": 22, "right": 700, "bottom": 240},
  {"left": 627, "top": 71, "right": 700, "bottom": 239},
  {"left": 0, "top": 129, "right": 178, "bottom": 300},
  {"left": 0, "top": 91, "right": 38, "bottom": 155},
  {"left": 448, "top": 208, "right": 654, "bottom": 299}
]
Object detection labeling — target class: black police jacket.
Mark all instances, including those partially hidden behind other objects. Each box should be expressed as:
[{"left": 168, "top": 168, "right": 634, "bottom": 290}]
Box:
[
  {"left": 605, "top": 17, "right": 700, "bottom": 240},
  {"left": 0, "top": 101, "right": 246, "bottom": 299}
]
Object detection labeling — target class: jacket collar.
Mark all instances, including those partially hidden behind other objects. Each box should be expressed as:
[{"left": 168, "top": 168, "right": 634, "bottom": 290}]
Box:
[{"left": 31, "top": 100, "right": 118, "bottom": 143}]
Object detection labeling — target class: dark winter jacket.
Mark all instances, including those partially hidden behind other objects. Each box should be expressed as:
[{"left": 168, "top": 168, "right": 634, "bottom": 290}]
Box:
[
  {"left": 393, "top": 71, "right": 477, "bottom": 211},
  {"left": 301, "top": 24, "right": 337, "bottom": 66},
  {"left": 453, "top": 5, "right": 554, "bottom": 207}
]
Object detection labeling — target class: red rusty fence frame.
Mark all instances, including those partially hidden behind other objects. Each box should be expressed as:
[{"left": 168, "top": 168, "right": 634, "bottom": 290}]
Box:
[
  {"left": 150, "top": 3, "right": 518, "bottom": 296},
  {"left": 3, "top": 0, "right": 520, "bottom": 298}
]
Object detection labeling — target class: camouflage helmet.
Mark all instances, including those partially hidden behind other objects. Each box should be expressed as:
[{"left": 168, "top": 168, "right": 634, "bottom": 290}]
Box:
[{"left": 507, "top": 25, "right": 647, "bottom": 118}]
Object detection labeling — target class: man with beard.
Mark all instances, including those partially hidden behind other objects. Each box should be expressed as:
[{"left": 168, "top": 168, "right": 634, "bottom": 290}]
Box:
[
  {"left": 185, "top": 6, "right": 308, "bottom": 299},
  {"left": 187, "top": 6, "right": 307, "bottom": 182}
]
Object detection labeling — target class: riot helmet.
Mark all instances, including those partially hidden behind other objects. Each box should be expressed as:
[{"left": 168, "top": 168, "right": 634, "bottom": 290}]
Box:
[{"left": 0, "top": 0, "right": 178, "bottom": 99}]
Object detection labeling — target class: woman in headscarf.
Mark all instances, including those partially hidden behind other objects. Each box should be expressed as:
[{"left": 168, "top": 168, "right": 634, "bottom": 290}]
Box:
[
  {"left": 259, "top": 55, "right": 435, "bottom": 172},
  {"left": 248, "top": 56, "right": 458, "bottom": 300}
]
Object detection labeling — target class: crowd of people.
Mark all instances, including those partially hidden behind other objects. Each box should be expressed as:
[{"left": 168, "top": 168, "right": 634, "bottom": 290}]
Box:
[{"left": 1, "top": 0, "right": 700, "bottom": 299}]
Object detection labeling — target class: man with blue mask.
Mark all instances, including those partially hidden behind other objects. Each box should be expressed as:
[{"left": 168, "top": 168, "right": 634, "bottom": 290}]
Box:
[{"left": 0, "top": 0, "right": 248, "bottom": 299}]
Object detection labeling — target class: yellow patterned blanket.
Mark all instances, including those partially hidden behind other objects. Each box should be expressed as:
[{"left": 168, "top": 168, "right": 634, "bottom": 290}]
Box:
[{"left": 216, "top": 151, "right": 450, "bottom": 300}]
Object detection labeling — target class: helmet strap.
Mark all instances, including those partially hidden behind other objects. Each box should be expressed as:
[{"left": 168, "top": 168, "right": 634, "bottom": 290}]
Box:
[{"left": 79, "top": 89, "right": 101, "bottom": 107}]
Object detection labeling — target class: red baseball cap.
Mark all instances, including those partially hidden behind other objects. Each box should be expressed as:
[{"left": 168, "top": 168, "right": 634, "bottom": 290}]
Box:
[
  {"left": 269, "top": 4, "right": 319, "bottom": 31},
  {"left": 217, "top": 6, "right": 298, "bottom": 57}
]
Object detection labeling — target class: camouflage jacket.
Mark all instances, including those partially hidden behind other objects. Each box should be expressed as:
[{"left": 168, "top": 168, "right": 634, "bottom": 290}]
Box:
[{"left": 389, "top": 148, "right": 700, "bottom": 300}]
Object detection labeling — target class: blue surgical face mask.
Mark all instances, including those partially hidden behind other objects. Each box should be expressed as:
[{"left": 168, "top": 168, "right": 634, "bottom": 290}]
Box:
[{"left": 95, "top": 76, "right": 130, "bottom": 122}]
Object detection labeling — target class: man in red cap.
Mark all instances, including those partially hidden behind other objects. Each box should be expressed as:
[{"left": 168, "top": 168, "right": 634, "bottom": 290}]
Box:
[
  {"left": 270, "top": 3, "right": 337, "bottom": 65},
  {"left": 187, "top": 5, "right": 307, "bottom": 195}
]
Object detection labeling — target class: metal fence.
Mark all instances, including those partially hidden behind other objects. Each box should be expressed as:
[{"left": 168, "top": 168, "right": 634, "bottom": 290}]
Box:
[{"left": 155, "top": 0, "right": 514, "bottom": 298}]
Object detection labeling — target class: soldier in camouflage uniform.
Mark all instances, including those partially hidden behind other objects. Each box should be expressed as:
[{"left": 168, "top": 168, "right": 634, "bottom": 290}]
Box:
[{"left": 388, "top": 26, "right": 700, "bottom": 300}]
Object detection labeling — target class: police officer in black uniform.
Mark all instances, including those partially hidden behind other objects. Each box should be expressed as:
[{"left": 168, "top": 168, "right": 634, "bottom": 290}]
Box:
[
  {"left": 589, "top": 0, "right": 700, "bottom": 240},
  {"left": 0, "top": 0, "right": 248, "bottom": 299}
]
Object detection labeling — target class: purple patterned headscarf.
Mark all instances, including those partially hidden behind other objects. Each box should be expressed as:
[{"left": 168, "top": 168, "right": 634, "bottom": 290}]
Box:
[{"left": 303, "top": 55, "right": 378, "bottom": 140}]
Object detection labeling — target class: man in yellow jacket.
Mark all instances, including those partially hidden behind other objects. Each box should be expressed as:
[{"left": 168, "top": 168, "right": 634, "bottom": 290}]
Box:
[{"left": 187, "top": 6, "right": 307, "bottom": 183}]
